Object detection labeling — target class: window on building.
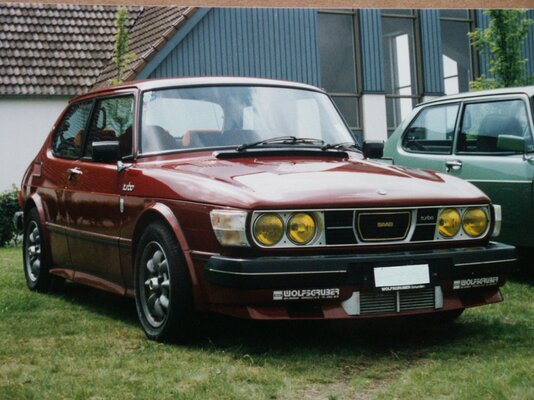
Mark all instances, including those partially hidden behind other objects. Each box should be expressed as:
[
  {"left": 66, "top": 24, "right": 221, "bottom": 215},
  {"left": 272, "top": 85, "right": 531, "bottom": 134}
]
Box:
[
  {"left": 318, "top": 10, "right": 361, "bottom": 138},
  {"left": 382, "top": 10, "right": 420, "bottom": 132},
  {"left": 440, "top": 10, "right": 474, "bottom": 95}
]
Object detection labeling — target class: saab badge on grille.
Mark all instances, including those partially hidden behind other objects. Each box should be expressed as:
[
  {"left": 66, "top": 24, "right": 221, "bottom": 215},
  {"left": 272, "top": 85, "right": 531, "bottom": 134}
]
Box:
[
  {"left": 357, "top": 211, "right": 411, "bottom": 242},
  {"left": 377, "top": 221, "right": 394, "bottom": 228}
]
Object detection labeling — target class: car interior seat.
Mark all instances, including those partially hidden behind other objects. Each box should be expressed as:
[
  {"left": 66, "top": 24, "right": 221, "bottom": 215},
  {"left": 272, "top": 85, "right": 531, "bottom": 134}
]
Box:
[{"left": 182, "top": 130, "right": 222, "bottom": 148}]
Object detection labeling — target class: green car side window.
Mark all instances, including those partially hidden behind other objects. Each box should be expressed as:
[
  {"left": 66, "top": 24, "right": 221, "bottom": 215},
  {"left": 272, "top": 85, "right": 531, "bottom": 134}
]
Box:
[
  {"left": 457, "top": 99, "right": 533, "bottom": 153},
  {"left": 401, "top": 104, "right": 459, "bottom": 154}
]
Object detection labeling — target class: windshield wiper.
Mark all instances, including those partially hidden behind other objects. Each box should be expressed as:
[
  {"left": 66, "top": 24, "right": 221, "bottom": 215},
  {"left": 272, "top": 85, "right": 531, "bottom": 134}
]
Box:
[
  {"left": 236, "top": 136, "right": 324, "bottom": 152},
  {"left": 321, "top": 142, "right": 362, "bottom": 152}
]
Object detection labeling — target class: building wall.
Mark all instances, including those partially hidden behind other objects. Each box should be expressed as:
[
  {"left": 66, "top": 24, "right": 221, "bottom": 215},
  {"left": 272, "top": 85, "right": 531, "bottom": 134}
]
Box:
[
  {"left": 0, "top": 97, "right": 69, "bottom": 191},
  {"left": 138, "top": 8, "right": 534, "bottom": 142},
  {"left": 148, "top": 8, "right": 320, "bottom": 86}
]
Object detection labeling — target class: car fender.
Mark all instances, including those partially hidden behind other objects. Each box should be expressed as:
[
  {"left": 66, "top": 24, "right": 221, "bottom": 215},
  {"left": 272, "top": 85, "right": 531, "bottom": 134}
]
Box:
[
  {"left": 136, "top": 202, "right": 203, "bottom": 307},
  {"left": 25, "top": 192, "right": 53, "bottom": 266}
]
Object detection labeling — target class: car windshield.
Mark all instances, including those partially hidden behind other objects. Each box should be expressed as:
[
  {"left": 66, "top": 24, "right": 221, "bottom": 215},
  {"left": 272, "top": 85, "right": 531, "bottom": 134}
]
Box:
[{"left": 140, "top": 85, "right": 357, "bottom": 154}]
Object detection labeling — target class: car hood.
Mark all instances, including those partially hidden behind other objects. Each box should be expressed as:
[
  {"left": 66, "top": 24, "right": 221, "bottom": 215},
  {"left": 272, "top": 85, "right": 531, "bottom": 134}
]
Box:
[{"left": 137, "top": 152, "right": 489, "bottom": 209}]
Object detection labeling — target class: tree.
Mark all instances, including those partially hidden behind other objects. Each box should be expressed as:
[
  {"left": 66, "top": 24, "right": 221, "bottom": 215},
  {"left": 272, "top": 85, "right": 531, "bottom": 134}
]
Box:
[
  {"left": 469, "top": 10, "right": 533, "bottom": 90},
  {"left": 112, "top": 7, "right": 135, "bottom": 85}
]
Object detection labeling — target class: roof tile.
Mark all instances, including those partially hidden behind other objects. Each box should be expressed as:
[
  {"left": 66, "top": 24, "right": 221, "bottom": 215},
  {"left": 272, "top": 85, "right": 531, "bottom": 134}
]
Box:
[
  {"left": 1, "top": 4, "right": 197, "bottom": 96},
  {"left": 94, "top": 7, "right": 196, "bottom": 87},
  {"left": 0, "top": 2, "right": 142, "bottom": 96}
]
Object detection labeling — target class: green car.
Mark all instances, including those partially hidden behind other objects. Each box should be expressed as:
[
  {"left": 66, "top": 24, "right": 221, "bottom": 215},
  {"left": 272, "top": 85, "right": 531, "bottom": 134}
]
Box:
[{"left": 384, "top": 86, "right": 534, "bottom": 252}]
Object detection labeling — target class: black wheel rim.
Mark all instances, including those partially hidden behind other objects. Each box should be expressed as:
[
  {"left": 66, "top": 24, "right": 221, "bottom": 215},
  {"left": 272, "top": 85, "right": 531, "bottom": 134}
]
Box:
[{"left": 139, "top": 241, "right": 171, "bottom": 328}]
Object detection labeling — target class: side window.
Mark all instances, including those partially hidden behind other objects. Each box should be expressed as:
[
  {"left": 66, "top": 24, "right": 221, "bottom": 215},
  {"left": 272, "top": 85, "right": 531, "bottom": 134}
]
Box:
[
  {"left": 457, "top": 99, "right": 533, "bottom": 153},
  {"left": 402, "top": 104, "right": 459, "bottom": 154},
  {"left": 52, "top": 101, "right": 93, "bottom": 159},
  {"left": 84, "top": 96, "right": 134, "bottom": 158}
]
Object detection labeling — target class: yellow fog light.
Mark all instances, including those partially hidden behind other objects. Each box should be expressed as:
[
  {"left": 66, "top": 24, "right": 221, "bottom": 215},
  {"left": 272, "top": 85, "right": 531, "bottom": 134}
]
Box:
[
  {"left": 438, "top": 208, "right": 461, "bottom": 238},
  {"left": 254, "top": 213, "right": 284, "bottom": 246},
  {"left": 463, "top": 208, "right": 488, "bottom": 237},
  {"left": 288, "top": 213, "right": 316, "bottom": 245}
]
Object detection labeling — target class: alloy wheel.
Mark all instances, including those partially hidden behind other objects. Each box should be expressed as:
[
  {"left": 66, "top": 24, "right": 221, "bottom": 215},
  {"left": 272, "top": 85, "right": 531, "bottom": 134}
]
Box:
[
  {"left": 140, "top": 241, "right": 171, "bottom": 328},
  {"left": 25, "top": 221, "right": 41, "bottom": 282}
]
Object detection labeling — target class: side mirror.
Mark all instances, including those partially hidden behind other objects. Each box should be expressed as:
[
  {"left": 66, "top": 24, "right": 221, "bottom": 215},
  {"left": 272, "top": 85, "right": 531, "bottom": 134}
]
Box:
[
  {"left": 363, "top": 140, "right": 384, "bottom": 159},
  {"left": 92, "top": 141, "right": 121, "bottom": 163},
  {"left": 497, "top": 135, "right": 527, "bottom": 153}
]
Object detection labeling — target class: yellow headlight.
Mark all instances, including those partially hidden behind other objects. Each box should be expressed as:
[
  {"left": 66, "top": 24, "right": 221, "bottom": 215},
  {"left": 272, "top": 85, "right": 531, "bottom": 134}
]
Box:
[
  {"left": 438, "top": 208, "right": 461, "bottom": 238},
  {"left": 463, "top": 208, "right": 488, "bottom": 237},
  {"left": 254, "top": 213, "right": 284, "bottom": 246},
  {"left": 288, "top": 213, "right": 316, "bottom": 245}
]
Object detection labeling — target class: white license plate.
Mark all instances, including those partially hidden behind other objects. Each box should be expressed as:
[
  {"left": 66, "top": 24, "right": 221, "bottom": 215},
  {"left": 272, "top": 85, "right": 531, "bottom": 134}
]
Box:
[{"left": 374, "top": 264, "right": 430, "bottom": 289}]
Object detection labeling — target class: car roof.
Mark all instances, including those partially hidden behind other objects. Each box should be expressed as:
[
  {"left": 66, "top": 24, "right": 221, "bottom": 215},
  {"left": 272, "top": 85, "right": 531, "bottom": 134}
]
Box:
[
  {"left": 419, "top": 85, "right": 534, "bottom": 107},
  {"left": 70, "top": 76, "right": 325, "bottom": 103}
]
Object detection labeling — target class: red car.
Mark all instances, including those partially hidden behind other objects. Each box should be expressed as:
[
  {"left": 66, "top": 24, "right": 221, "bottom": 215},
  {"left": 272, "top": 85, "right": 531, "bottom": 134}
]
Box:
[{"left": 15, "top": 77, "right": 516, "bottom": 342}]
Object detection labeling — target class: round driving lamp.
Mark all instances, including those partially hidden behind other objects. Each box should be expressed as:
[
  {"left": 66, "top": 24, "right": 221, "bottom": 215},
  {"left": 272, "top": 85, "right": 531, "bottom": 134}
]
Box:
[
  {"left": 438, "top": 208, "right": 461, "bottom": 238},
  {"left": 463, "top": 208, "right": 488, "bottom": 237},
  {"left": 254, "top": 213, "right": 284, "bottom": 246},
  {"left": 288, "top": 213, "right": 316, "bottom": 245}
]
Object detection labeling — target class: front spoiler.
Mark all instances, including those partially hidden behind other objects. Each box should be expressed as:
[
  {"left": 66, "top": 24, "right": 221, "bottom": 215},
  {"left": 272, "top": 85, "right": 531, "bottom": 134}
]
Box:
[{"left": 204, "top": 242, "right": 516, "bottom": 289}]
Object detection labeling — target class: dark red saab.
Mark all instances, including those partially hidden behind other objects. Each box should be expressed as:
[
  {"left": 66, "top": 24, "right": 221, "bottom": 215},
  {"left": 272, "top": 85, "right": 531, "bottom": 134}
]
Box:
[{"left": 15, "top": 77, "right": 516, "bottom": 342}]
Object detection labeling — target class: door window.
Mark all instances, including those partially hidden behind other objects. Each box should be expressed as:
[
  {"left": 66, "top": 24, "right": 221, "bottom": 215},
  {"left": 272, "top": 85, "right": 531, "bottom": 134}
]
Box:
[
  {"left": 84, "top": 96, "right": 135, "bottom": 158},
  {"left": 401, "top": 103, "right": 459, "bottom": 154},
  {"left": 52, "top": 101, "right": 93, "bottom": 159},
  {"left": 457, "top": 99, "right": 533, "bottom": 153}
]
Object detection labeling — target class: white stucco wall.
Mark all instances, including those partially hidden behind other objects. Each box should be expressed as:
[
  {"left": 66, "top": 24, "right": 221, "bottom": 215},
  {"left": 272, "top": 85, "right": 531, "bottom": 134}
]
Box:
[{"left": 0, "top": 97, "right": 70, "bottom": 191}]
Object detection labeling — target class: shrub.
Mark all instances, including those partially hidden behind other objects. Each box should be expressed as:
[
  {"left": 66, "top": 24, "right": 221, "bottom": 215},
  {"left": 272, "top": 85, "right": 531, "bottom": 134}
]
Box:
[{"left": 0, "top": 186, "right": 22, "bottom": 247}]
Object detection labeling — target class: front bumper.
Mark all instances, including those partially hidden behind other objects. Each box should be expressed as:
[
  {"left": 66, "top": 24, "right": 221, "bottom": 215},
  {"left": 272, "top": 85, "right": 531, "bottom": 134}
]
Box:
[
  {"left": 201, "top": 242, "right": 516, "bottom": 319},
  {"left": 205, "top": 242, "right": 516, "bottom": 289}
]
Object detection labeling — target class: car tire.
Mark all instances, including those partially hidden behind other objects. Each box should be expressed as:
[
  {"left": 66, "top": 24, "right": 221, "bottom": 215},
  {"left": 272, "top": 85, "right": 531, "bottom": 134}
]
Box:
[
  {"left": 23, "top": 208, "right": 56, "bottom": 291},
  {"left": 134, "top": 221, "right": 195, "bottom": 342}
]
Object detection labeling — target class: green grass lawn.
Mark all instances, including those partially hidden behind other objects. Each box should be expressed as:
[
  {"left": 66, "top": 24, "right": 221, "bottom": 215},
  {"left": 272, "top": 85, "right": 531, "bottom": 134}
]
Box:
[{"left": 1, "top": 245, "right": 533, "bottom": 400}]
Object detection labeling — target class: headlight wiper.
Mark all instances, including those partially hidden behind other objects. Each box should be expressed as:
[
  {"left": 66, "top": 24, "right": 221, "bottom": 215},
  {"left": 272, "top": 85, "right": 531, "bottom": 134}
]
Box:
[
  {"left": 321, "top": 142, "right": 362, "bottom": 153},
  {"left": 236, "top": 136, "right": 324, "bottom": 152}
]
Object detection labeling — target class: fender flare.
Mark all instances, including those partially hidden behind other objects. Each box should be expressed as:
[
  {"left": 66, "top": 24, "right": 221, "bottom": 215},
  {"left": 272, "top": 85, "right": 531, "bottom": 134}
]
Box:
[
  {"left": 25, "top": 192, "right": 53, "bottom": 266},
  {"left": 134, "top": 202, "right": 203, "bottom": 307}
]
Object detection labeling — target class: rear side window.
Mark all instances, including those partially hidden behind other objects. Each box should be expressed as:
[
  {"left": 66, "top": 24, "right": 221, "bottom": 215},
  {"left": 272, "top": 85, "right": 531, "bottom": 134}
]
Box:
[
  {"left": 84, "top": 96, "right": 135, "bottom": 158},
  {"left": 52, "top": 101, "right": 93, "bottom": 159},
  {"left": 457, "top": 99, "right": 533, "bottom": 153},
  {"left": 402, "top": 104, "right": 459, "bottom": 154}
]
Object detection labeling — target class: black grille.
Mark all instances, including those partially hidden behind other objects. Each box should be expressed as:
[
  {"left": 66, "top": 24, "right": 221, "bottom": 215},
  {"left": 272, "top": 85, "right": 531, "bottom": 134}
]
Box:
[
  {"left": 323, "top": 208, "right": 441, "bottom": 245},
  {"left": 324, "top": 211, "right": 356, "bottom": 245},
  {"left": 324, "top": 210, "right": 353, "bottom": 227},
  {"left": 357, "top": 211, "right": 411, "bottom": 242},
  {"left": 412, "top": 225, "right": 436, "bottom": 241}
]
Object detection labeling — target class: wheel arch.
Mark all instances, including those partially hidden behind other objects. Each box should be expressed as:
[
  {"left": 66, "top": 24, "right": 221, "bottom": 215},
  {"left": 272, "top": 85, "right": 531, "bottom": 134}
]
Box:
[
  {"left": 131, "top": 203, "right": 202, "bottom": 306},
  {"left": 24, "top": 192, "right": 45, "bottom": 225},
  {"left": 23, "top": 192, "right": 54, "bottom": 269}
]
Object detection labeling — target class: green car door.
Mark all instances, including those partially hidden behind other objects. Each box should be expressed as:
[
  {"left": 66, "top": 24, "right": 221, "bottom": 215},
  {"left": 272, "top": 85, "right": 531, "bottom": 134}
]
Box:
[{"left": 384, "top": 94, "right": 534, "bottom": 249}]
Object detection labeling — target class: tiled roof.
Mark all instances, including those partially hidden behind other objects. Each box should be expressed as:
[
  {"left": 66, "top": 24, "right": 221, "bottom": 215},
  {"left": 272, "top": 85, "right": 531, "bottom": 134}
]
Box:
[
  {"left": 0, "top": 3, "right": 142, "bottom": 96},
  {"left": 94, "top": 7, "right": 196, "bottom": 88}
]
